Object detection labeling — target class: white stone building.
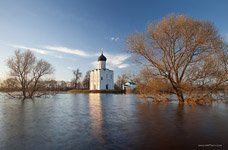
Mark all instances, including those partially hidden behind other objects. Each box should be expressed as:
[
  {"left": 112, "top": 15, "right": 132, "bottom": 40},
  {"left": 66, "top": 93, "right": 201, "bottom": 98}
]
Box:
[
  {"left": 90, "top": 52, "right": 114, "bottom": 90},
  {"left": 122, "top": 81, "right": 137, "bottom": 90}
]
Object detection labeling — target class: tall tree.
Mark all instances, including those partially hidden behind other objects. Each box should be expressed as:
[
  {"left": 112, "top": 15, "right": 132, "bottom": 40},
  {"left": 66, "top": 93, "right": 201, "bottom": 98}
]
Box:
[
  {"left": 82, "top": 71, "right": 90, "bottom": 89},
  {"left": 72, "top": 69, "right": 82, "bottom": 89},
  {"left": 127, "top": 15, "right": 228, "bottom": 103},
  {"left": 6, "top": 50, "right": 54, "bottom": 99}
]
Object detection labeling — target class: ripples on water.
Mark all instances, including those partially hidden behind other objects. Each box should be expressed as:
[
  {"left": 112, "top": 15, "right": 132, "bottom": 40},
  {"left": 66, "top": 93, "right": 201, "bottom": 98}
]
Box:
[{"left": 0, "top": 93, "right": 227, "bottom": 150}]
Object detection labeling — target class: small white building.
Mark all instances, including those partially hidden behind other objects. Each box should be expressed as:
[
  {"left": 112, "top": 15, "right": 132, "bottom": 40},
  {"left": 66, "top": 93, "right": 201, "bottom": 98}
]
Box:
[
  {"left": 122, "top": 81, "right": 137, "bottom": 90},
  {"left": 90, "top": 52, "right": 114, "bottom": 90}
]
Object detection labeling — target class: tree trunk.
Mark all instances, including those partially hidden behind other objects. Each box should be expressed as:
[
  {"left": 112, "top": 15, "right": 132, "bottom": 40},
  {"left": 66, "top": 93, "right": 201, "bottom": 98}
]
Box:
[
  {"left": 168, "top": 79, "right": 185, "bottom": 103},
  {"left": 176, "top": 90, "right": 184, "bottom": 103},
  {"left": 21, "top": 84, "right": 27, "bottom": 99},
  {"left": 22, "top": 89, "right": 26, "bottom": 99}
]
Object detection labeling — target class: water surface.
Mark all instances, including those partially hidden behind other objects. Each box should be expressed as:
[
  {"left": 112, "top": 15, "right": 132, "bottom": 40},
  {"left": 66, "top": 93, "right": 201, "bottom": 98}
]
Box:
[{"left": 0, "top": 93, "right": 227, "bottom": 149}]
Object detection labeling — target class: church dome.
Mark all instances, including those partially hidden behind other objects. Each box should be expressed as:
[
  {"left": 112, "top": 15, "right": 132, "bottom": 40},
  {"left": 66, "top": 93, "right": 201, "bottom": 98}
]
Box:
[{"left": 98, "top": 53, "right": 107, "bottom": 61}]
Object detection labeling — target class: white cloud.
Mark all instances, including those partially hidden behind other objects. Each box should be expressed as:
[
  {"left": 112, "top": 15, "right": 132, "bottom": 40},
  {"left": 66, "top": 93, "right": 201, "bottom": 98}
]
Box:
[
  {"left": 107, "top": 54, "right": 130, "bottom": 66},
  {"left": 67, "top": 66, "right": 73, "bottom": 70},
  {"left": 54, "top": 55, "right": 63, "bottom": 59},
  {"left": 11, "top": 44, "right": 130, "bottom": 69},
  {"left": 111, "top": 37, "right": 119, "bottom": 41},
  {"left": 92, "top": 52, "right": 130, "bottom": 69},
  {"left": 11, "top": 45, "right": 49, "bottom": 55},
  {"left": 11, "top": 44, "right": 90, "bottom": 60},
  {"left": 107, "top": 53, "right": 130, "bottom": 69},
  {"left": 118, "top": 64, "right": 129, "bottom": 69},
  {"left": 105, "top": 37, "right": 120, "bottom": 42},
  {"left": 45, "top": 46, "right": 90, "bottom": 57},
  {"left": 91, "top": 61, "right": 97, "bottom": 67}
]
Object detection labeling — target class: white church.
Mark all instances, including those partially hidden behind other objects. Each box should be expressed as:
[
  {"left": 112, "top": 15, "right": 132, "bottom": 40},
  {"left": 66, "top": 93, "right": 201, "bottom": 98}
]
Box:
[{"left": 90, "top": 52, "right": 114, "bottom": 90}]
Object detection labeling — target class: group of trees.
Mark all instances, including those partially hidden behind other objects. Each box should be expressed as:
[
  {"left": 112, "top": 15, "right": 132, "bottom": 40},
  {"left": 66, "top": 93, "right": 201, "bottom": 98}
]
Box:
[
  {"left": 1, "top": 50, "right": 90, "bottom": 99},
  {"left": 2, "top": 14, "right": 228, "bottom": 104},
  {"left": 115, "top": 74, "right": 132, "bottom": 90},
  {"left": 71, "top": 69, "right": 90, "bottom": 90}
]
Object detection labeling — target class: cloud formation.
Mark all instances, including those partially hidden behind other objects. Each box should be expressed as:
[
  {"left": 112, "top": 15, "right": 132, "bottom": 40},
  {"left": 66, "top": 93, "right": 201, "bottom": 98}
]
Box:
[
  {"left": 11, "top": 45, "right": 49, "bottom": 55},
  {"left": 105, "top": 37, "right": 120, "bottom": 42},
  {"left": 91, "top": 61, "right": 98, "bottom": 67},
  {"left": 107, "top": 54, "right": 129, "bottom": 65},
  {"left": 92, "top": 53, "right": 130, "bottom": 69},
  {"left": 11, "top": 44, "right": 130, "bottom": 69},
  {"left": 45, "top": 46, "right": 90, "bottom": 57},
  {"left": 118, "top": 64, "right": 129, "bottom": 68},
  {"left": 67, "top": 66, "right": 73, "bottom": 70},
  {"left": 53, "top": 55, "right": 63, "bottom": 59},
  {"left": 12, "top": 44, "right": 90, "bottom": 57}
]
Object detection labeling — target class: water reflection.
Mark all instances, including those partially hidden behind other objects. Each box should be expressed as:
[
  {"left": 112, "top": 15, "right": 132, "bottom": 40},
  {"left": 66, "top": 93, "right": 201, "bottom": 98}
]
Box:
[
  {"left": 176, "top": 103, "right": 185, "bottom": 123},
  {"left": 137, "top": 102, "right": 228, "bottom": 149},
  {"left": 88, "top": 94, "right": 104, "bottom": 143},
  {"left": 0, "top": 93, "right": 228, "bottom": 150}
]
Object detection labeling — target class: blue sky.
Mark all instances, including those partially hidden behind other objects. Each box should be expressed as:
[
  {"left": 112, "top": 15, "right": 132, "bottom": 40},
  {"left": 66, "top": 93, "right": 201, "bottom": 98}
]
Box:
[{"left": 0, "top": 0, "right": 228, "bottom": 81}]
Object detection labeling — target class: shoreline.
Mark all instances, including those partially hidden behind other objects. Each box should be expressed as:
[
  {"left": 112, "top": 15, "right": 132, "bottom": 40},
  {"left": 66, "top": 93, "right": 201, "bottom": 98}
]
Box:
[{"left": 68, "top": 89, "right": 125, "bottom": 94}]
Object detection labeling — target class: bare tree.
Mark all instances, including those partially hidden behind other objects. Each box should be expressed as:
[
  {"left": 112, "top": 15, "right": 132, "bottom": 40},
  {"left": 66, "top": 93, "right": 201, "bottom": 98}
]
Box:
[
  {"left": 115, "top": 74, "right": 129, "bottom": 90},
  {"left": 135, "top": 67, "right": 173, "bottom": 102},
  {"left": 72, "top": 69, "right": 82, "bottom": 89},
  {"left": 127, "top": 14, "right": 228, "bottom": 103},
  {"left": 6, "top": 50, "right": 54, "bottom": 99},
  {"left": 82, "top": 71, "right": 90, "bottom": 89},
  {"left": 2, "top": 78, "right": 20, "bottom": 93}
]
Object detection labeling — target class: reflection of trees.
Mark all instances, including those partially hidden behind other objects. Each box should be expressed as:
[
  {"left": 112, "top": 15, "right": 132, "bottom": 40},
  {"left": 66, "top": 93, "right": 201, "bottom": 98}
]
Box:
[
  {"left": 176, "top": 103, "right": 185, "bottom": 124},
  {"left": 137, "top": 102, "right": 227, "bottom": 149},
  {"left": 137, "top": 103, "right": 171, "bottom": 149},
  {"left": 137, "top": 102, "right": 190, "bottom": 149},
  {"left": 88, "top": 94, "right": 104, "bottom": 143}
]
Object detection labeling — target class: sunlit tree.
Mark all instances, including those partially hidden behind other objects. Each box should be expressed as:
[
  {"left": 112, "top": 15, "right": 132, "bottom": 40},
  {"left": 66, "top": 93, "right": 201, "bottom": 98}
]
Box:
[{"left": 127, "top": 14, "right": 228, "bottom": 103}]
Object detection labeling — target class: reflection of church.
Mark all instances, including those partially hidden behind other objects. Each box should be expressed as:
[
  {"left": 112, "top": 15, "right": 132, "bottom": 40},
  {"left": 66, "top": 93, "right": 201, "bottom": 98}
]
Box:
[
  {"left": 88, "top": 94, "right": 103, "bottom": 141},
  {"left": 90, "top": 52, "right": 114, "bottom": 90}
]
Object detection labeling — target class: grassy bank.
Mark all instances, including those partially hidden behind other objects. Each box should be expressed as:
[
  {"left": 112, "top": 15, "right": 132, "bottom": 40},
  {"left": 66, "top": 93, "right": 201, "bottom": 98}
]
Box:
[{"left": 68, "top": 89, "right": 125, "bottom": 94}]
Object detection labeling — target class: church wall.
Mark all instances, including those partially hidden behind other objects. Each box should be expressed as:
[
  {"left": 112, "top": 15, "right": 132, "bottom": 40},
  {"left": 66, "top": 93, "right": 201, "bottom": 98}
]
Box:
[
  {"left": 99, "top": 69, "right": 114, "bottom": 90},
  {"left": 90, "top": 69, "right": 114, "bottom": 90},
  {"left": 90, "top": 69, "right": 101, "bottom": 90}
]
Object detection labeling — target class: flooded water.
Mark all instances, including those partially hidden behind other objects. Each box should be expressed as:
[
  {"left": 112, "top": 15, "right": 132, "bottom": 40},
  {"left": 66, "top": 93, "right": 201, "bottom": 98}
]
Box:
[{"left": 0, "top": 93, "right": 228, "bottom": 150}]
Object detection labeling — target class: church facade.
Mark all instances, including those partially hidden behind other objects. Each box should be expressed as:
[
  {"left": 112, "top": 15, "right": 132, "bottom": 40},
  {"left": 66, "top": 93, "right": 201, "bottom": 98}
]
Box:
[{"left": 90, "top": 52, "right": 114, "bottom": 90}]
